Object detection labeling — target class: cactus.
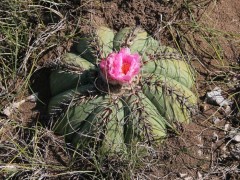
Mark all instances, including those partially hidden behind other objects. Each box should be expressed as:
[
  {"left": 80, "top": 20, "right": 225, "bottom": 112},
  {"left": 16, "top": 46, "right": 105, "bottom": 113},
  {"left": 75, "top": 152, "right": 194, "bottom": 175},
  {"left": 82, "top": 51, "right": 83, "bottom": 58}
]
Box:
[{"left": 48, "top": 26, "right": 197, "bottom": 156}]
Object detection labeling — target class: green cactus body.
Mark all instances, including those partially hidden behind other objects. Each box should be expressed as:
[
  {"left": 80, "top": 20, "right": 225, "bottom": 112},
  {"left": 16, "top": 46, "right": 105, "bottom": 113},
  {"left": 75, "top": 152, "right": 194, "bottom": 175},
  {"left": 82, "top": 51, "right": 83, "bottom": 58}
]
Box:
[
  {"left": 48, "top": 26, "right": 197, "bottom": 156},
  {"left": 142, "top": 58, "right": 194, "bottom": 88},
  {"left": 68, "top": 96, "right": 126, "bottom": 155},
  {"left": 70, "top": 97, "right": 114, "bottom": 147},
  {"left": 76, "top": 26, "right": 115, "bottom": 63},
  {"left": 50, "top": 53, "right": 95, "bottom": 96},
  {"left": 123, "top": 92, "right": 167, "bottom": 145},
  {"left": 50, "top": 70, "right": 81, "bottom": 97},
  {"left": 143, "top": 75, "right": 197, "bottom": 124},
  {"left": 48, "top": 84, "right": 96, "bottom": 115},
  {"left": 113, "top": 27, "right": 156, "bottom": 54},
  {"left": 113, "top": 27, "right": 132, "bottom": 50},
  {"left": 99, "top": 100, "right": 126, "bottom": 155},
  {"left": 96, "top": 26, "right": 115, "bottom": 57}
]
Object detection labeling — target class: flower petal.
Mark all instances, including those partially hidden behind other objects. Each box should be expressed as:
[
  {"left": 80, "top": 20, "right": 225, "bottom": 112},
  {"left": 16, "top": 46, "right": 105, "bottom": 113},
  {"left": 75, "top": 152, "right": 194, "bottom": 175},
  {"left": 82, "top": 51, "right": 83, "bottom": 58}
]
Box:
[{"left": 100, "top": 48, "right": 140, "bottom": 85}]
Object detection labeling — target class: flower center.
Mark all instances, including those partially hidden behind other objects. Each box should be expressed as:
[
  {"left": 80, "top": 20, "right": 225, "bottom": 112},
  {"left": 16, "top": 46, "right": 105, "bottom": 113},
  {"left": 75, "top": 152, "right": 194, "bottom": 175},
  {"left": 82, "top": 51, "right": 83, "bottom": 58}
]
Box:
[{"left": 122, "top": 62, "right": 130, "bottom": 75}]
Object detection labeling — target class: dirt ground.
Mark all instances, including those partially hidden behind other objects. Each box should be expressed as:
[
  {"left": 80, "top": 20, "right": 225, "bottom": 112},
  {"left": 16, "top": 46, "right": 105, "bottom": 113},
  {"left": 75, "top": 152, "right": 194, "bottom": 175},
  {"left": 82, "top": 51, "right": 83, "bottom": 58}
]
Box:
[{"left": 1, "top": 0, "right": 240, "bottom": 179}]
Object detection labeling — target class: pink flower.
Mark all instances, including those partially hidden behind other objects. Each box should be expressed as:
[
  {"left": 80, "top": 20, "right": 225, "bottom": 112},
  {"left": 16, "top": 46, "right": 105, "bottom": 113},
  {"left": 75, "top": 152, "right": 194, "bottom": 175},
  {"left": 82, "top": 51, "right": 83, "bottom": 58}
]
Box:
[{"left": 100, "top": 48, "right": 141, "bottom": 85}]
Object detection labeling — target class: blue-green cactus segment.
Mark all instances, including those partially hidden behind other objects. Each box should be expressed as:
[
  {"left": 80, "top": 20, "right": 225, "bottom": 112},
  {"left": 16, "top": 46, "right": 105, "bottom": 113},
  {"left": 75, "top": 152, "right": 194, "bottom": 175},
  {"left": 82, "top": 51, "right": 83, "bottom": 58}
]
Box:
[
  {"left": 142, "top": 59, "right": 195, "bottom": 89},
  {"left": 143, "top": 75, "right": 197, "bottom": 124},
  {"left": 70, "top": 97, "right": 126, "bottom": 154},
  {"left": 76, "top": 26, "right": 115, "bottom": 64},
  {"left": 53, "top": 96, "right": 104, "bottom": 141},
  {"left": 62, "top": 53, "right": 95, "bottom": 69},
  {"left": 113, "top": 27, "right": 132, "bottom": 51},
  {"left": 48, "top": 84, "right": 95, "bottom": 114},
  {"left": 99, "top": 100, "right": 126, "bottom": 155},
  {"left": 75, "top": 37, "right": 96, "bottom": 63},
  {"left": 50, "top": 70, "right": 81, "bottom": 97},
  {"left": 123, "top": 92, "right": 167, "bottom": 145},
  {"left": 50, "top": 53, "right": 95, "bottom": 96},
  {"left": 96, "top": 26, "right": 115, "bottom": 58},
  {"left": 113, "top": 27, "right": 153, "bottom": 54}
]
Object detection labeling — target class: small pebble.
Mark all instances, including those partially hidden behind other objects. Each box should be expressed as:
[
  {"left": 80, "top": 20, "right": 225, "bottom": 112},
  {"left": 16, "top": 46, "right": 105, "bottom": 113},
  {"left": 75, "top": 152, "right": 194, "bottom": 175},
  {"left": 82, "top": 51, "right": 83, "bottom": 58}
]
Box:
[
  {"left": 205, "top": 87, "right": 230, "bottom": 107},
  {"left": 179, "top": 173, "right": 188, "bottom": 178},
  {"left": 184, "top": 177, "right": 193, "bottom": 180},
  {"left": 229, "top": 129, "right": 240, "bottom": 142},
  {"left": 230, "top": 143, "right": 240, "bottom": 160},
  {"left": 197, "top": 172, "right": 203, "bottom": 180},
  {"left": 212, "top": 132, "right": 219, "bottom": 143},
  {"left": 232, "top": 134, "right": 240, "bottom": 142},
  {"left": 212, "top": 117, "right": 221, "bottom": 124},
  {"left": 224, "top": 123, "right": 230, "bottom": 132}
]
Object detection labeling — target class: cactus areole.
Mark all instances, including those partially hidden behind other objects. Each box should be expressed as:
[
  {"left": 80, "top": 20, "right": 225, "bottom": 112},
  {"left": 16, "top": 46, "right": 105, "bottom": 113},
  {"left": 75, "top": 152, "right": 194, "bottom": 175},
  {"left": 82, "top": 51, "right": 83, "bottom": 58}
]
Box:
[{"left": 48, "top": 26, "right": 197, "bottom": 156}]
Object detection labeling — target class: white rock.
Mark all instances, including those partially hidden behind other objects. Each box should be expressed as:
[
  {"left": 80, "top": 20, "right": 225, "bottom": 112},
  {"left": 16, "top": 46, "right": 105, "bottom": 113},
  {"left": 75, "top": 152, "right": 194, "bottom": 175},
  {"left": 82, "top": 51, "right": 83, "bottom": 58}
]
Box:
[
  {"left": 197, "top": 136, "right": 203, "bottom": 156},
  {"left": 224, "top": 105, "right": 232, "bottom": 114},
  {"left": 229, "top": 129, "right": 240, "bottom": 142},
  {"left": 197, "top": 172, "right": 203, "bottom": 180},
  {"left": 230, "top": 143, "right": 240, "bottom": 160},
  {"left": 2, "top": 100, "right": 25, "bottom": 117},
  {"left": 212, "top": 132, "right": 219, "bottom": 142},
  {"left": 2, "top": 93, "right": 38, "bottom": 117},
  {"left": 224, "top": 123, "right": 230, "bottom": 132},
  {"left": 205, "top": 87, "right": 230, "bottom": 106},
  {"left": 179, "top": 173, "right": 188, "bottom": 178},
  {"left": 212, "top": 116, "right": 221, "bottom": 124},
  {"left": 26, "top": 93, "right": 38, "bottom": 102},
  {"left": 184, "top": 177, "right": 193, "bottom": 180},
  {"left": 233, "top": 134, "right": 240, "bottom": 142}
]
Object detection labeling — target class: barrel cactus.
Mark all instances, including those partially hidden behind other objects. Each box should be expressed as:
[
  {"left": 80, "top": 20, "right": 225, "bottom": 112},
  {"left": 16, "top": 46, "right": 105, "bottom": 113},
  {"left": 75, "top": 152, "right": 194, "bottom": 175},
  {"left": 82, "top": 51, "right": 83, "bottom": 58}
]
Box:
[{"left": 48, "top": 26, "right": 197, "bottom": 156}]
